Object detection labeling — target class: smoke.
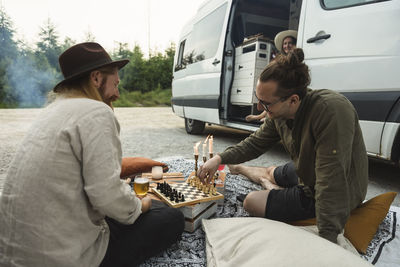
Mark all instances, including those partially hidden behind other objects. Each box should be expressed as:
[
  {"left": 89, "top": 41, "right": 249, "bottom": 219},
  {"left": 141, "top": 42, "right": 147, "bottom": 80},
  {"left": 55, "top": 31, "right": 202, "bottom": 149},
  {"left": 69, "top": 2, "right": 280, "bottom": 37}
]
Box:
[{"left": 6, "top": 55, "right": 60, "bottom": 107}]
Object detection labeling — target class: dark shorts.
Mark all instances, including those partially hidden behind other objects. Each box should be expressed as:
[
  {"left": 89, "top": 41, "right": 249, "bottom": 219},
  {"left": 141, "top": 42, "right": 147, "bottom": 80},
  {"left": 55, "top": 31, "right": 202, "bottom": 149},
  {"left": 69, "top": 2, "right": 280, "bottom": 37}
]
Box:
[{"left": 265, "top": 162, "right": 315, "bottom": 222}]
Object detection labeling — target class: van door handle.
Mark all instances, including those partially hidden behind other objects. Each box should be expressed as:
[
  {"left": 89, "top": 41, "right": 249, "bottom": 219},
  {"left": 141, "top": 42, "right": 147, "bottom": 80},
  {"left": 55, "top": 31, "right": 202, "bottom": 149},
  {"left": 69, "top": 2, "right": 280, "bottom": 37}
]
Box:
[
  {"left": 307, "top": 34, "right": 331, "bottom": 43},
  {"left": 212, "top": 59, "right": 221, "bottom": 65}
]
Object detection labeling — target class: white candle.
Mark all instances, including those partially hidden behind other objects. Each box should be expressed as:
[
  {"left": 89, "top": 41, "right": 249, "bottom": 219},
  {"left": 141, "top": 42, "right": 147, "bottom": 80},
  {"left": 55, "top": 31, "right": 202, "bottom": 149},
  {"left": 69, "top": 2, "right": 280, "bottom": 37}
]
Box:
[
  {"left": 209, "top": 136, "right": 213, "bottom": 153},
  {"left": 202, "top": 143, "right": 207, "bottom": 157},
  {"left": 194, "top": 141, "right": 200, "bottom": 155}
]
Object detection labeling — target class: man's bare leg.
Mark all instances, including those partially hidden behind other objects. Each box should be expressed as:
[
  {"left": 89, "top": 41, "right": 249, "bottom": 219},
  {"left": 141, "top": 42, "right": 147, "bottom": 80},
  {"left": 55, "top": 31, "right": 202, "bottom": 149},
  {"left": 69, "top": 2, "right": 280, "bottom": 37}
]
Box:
[
  {"left": 228, "top": 164, "right": 282, "bottom": 190},
  {"left": 243, "top": 190, "right": 269, "bottom": 217}
]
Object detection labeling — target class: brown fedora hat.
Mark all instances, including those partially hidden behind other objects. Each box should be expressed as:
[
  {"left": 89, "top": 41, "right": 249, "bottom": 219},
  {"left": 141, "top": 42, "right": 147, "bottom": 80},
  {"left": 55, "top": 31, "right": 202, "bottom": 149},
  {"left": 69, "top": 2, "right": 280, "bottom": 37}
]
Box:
[{"left": 54, "top": 42, "right": 129, "bottom": 91}]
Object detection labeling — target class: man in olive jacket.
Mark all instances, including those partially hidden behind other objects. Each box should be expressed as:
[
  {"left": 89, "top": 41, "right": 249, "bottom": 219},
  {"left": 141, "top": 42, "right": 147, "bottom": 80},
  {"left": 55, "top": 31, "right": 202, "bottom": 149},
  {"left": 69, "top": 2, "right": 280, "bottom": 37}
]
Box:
[{"left": 198, "top": 49, "right": 368, "bottom": 243}]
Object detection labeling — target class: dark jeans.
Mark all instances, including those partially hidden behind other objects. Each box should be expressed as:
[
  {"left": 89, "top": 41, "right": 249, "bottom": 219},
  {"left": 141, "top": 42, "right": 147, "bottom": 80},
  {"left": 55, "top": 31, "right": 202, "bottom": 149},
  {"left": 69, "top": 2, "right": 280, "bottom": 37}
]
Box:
[
  {"left": 265, "top": 162, "right": 316, "bottom": 222},
  {"left": 100, "top": 200, "right": 184, "bottom": 267}
]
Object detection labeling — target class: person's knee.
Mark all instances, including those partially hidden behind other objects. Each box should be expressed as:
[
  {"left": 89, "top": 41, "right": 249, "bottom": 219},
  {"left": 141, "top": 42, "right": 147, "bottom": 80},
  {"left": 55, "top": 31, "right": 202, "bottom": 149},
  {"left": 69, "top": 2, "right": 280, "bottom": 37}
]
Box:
[
  {"left": 243, "top": 191, "right": 267, "bottom": 217},
  {"left": 265, "top": 166, "right": 276, "bottom": 179}
]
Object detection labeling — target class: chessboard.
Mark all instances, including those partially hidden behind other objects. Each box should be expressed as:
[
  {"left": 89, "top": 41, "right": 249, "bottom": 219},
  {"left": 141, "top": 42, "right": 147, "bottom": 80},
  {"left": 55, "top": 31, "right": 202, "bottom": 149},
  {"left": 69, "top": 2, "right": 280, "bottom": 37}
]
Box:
[{"left": 152, "top": 181, "right": 224, "bottom": 208}]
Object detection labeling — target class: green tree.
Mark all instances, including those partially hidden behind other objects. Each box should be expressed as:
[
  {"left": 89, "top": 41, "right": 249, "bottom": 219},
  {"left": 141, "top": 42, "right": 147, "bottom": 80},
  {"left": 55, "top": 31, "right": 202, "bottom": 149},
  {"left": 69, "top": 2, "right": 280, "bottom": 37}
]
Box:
[
  {"left": 84, "top": 29, "right": 96, "bottom": 42},
  {"left": 61, "top": 36, "right": 76, "bottom": 52},
  {"left": 159, "top": 42, "right": 175, "bottom": 89},
  {"left": 36, "top": 18, "right": 62, "bottom": 72},
  {"left": 120, "top": 44, "right": 147, "bottom": 92},
  {"left": 113, "top": 42, "right": 133, "bottom": 60},
  {"left": 143, "top": 43, "right": 175, "bottom": 91},
  {"left": 0, "top": 6, "right": 18, "bottom": 105},
  {"left": 7, "top": 47, "right": 60, "bottom": 107},
  {"left": 0, "top": 6, "right": 17, "bottom": 60}
]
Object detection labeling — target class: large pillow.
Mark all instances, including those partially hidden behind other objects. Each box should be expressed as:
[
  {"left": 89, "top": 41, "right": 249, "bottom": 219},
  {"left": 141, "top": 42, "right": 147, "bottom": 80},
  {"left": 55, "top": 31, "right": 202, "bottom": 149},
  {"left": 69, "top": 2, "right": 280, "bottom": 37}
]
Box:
[
  {"left": 120, "top": 157, "right": 168, "bottom": 178},
  {"left": 203, "top": 217, "right": 371, "bottom": 267},
  {"left": 290, "top": 192, "right": 397, "bottom": 253}
]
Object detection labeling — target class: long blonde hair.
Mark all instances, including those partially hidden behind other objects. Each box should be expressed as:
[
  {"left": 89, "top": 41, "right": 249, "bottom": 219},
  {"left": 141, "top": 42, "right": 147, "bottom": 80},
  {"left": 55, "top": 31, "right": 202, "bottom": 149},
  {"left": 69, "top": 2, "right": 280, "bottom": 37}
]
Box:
[{"left": 50, "top": 65, "right": 117, "bottom": 104}]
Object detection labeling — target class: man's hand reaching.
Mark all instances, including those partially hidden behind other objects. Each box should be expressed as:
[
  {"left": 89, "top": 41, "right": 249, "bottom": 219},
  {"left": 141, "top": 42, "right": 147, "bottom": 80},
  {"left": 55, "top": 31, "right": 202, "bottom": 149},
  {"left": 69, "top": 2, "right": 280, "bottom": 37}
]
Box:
[{"left": 197, "top": 155, "right": 222, "bottom": 184}]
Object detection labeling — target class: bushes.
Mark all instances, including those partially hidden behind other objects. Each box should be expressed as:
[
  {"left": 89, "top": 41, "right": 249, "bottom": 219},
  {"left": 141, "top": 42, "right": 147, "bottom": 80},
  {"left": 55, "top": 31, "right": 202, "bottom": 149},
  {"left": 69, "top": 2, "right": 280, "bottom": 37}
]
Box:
[{"left": 113, "top": 88, "right": 171, "bottom": 107}]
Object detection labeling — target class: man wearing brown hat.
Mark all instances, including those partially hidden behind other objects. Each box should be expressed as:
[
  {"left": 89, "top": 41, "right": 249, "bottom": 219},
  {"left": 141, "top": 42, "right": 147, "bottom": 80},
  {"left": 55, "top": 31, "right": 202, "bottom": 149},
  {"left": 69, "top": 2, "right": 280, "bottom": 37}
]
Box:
[{"left": 0, "top": 42, "right": 184, "bottom": 267}]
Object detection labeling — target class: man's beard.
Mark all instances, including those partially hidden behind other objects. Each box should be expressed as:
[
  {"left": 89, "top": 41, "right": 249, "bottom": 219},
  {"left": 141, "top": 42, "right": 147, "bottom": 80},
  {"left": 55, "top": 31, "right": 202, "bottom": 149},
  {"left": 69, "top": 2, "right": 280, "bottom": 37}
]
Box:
[{"left": 98, "top": 77, "right": 117, "bottom": 108}]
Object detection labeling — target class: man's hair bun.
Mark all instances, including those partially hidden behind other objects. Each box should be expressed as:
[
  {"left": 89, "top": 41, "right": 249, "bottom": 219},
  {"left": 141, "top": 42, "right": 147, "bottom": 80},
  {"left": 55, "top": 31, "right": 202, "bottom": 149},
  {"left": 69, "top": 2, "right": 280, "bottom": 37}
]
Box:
[
  {"left": 259, "top": 48, "right": 310, "bottom": 100},
  {"left": 276, "top": 48, "right": 304, "bottom": 68}
]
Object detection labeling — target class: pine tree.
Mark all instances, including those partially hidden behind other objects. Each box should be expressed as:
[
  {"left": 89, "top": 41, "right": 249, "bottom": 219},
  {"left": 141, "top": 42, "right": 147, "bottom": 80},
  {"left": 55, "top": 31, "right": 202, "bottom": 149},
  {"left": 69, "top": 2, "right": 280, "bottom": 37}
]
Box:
[
  {"left": 36, "top": 18, "right": 62, "bottom": 72},
  {"left": 0, "top": 6, "right": 18, "bottom": 105}
]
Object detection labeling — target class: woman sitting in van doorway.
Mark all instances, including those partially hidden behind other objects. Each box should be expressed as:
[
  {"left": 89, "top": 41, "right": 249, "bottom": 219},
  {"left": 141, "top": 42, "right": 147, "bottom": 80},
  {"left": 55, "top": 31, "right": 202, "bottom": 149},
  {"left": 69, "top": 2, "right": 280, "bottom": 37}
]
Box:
[
  {"left": 246, "top": 30, "right": 298, "bottom": 122},
  {"left": 275, "top": 30, "right": 297, "bottom": 55}
]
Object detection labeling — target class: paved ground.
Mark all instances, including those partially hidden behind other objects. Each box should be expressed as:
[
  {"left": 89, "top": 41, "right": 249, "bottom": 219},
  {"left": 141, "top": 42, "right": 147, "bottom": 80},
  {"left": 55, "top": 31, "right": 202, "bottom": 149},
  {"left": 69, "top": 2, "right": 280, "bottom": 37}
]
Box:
[{"left": 1, "top": 107, "right": 399, "bottom": 205}]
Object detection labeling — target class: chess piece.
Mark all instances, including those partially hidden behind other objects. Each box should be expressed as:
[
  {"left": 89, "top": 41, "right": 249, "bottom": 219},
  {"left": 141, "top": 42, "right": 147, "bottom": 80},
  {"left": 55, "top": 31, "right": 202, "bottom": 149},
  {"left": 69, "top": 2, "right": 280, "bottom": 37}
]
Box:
[
  {"left": 205, "top": 185, "right": 209, "bottom": 194},
  {"left": 212, "top": 186, "right": 217, "bottom": 195},
  {"left": 202, "top": 184, "right": 207, "bottom": 193}
]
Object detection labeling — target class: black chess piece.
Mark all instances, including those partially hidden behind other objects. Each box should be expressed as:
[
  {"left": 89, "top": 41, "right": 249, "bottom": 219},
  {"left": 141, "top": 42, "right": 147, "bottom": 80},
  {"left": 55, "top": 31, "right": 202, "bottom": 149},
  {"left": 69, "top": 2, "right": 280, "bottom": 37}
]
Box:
[
  {"left": 170, "top": 195, "right": 174, "bottom": 202},
  {"left": 181, "top": 194, "right": 185, "bottom": 202}
]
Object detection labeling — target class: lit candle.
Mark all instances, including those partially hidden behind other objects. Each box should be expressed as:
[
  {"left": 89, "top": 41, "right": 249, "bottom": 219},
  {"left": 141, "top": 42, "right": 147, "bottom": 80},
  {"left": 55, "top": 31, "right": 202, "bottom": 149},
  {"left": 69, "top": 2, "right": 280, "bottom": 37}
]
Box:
[
  {"left": 194, "top": 141, "right": 200, "bottom": 155},
  {"left": 202, "top": 143, "right": 207, "bottom": 157},
  {"left": 209, "top": 135, "right": 213, "bottom": 154}
]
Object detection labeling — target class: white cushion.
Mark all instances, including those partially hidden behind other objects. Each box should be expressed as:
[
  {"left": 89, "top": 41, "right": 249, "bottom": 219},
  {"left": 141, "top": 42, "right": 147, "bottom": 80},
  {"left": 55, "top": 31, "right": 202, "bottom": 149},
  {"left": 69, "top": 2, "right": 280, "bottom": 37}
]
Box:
[{"left": 202, "top": 217, "right": 371, "bottom": 267}]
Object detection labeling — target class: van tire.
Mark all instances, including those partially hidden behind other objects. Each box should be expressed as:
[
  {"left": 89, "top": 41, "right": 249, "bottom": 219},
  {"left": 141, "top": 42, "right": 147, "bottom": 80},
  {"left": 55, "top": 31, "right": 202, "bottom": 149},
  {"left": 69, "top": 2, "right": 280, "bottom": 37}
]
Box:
[{"left": 185, "top": 118, "right": 205, "bottom": 134}]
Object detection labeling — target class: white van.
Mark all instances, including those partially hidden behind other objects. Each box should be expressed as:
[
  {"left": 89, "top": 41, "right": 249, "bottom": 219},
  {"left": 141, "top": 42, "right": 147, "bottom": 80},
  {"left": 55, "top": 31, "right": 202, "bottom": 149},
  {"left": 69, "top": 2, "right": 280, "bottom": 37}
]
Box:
[{"left": 171, "top": 0, "right": 400, "bottom": 165}]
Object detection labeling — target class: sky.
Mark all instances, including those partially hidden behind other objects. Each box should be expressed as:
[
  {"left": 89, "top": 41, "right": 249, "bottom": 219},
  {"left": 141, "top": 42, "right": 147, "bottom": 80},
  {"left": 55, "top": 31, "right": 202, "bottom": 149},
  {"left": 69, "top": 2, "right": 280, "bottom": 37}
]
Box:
[{"left": 1, "top": 0, "right": 205, "bottom": 55}]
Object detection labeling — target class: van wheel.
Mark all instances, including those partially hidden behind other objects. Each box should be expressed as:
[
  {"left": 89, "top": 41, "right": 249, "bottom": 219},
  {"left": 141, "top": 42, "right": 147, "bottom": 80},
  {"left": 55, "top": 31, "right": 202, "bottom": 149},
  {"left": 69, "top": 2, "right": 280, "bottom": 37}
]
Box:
[{"left": 185, "top": 118, "right": 205, "bottom": 134}]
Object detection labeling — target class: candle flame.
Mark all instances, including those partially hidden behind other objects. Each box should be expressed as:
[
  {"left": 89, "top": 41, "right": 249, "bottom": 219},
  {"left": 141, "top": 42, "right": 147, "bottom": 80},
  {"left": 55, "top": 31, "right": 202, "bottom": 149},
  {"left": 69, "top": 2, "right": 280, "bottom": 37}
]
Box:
[
  {"left": 204, "top": 134, "right": 210, "bottom": 144},
  {"left": 195, "top": 141, "right": 201, "bottom": 148}
]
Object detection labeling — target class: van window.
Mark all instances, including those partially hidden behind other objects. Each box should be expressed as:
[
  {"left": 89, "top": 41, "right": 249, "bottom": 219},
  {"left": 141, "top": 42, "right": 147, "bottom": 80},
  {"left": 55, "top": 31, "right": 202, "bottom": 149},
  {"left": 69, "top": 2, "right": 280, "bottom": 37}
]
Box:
[
  {"left": 322, "top": 0, "right": 384, "bottom": 9},
  {"left": 183, "top": 3, "right": 228, "bottom": 65},
  {"left": 175, "top": 40, "right": 186, "bottom": 71}
]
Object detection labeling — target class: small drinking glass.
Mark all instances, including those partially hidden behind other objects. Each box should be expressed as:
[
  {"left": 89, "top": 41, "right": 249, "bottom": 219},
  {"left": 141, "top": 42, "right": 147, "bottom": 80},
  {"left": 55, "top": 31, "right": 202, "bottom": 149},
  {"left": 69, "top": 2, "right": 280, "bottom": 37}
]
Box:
[{"left": 133, "top": 177, "right": 149, "bottom": 197}]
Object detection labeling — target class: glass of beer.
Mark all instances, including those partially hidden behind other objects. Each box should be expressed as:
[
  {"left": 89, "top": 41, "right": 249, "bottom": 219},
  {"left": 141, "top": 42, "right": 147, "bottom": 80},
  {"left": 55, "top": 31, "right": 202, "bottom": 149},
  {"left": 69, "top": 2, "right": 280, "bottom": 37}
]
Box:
[{"left": 133, "top": 177, "right": 149, "bottom": 197}]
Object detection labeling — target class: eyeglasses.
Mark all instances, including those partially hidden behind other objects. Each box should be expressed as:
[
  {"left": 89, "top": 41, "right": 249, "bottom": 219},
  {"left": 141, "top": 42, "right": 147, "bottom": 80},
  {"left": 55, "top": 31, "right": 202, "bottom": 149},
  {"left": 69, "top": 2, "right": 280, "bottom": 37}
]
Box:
[{"left": 254, "top": 93, "right": 288, "bottom": 113}]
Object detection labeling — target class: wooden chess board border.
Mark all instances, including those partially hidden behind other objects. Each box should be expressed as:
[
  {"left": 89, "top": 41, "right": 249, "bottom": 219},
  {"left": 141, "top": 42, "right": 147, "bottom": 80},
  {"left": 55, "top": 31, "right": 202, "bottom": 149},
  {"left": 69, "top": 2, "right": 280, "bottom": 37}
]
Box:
[{"left": 151, "top": 183, "right": 224, "bottom": 208}]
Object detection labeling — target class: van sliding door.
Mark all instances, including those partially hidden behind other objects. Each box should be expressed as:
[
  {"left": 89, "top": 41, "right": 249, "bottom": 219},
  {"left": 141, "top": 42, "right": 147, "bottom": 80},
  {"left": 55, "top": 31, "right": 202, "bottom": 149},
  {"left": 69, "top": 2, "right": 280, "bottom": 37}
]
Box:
[
  {"left": 300, "top": 0, "right": 400, "bottom": 159},
  {"left": 181, "top": 1, "right": 231, "bottom": 124}
]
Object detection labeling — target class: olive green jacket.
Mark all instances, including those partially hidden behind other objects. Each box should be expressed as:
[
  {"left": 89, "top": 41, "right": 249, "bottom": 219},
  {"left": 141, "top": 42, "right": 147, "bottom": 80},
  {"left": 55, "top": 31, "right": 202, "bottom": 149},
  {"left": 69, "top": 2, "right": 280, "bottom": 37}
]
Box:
[{"left": 220, "top": 89, "right": 368, "bottom": 243}]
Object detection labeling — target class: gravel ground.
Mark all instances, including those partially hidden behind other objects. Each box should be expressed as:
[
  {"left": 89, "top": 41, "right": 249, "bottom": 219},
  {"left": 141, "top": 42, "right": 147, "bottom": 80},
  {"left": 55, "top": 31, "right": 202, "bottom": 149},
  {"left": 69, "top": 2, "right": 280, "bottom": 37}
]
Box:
[{"left": 1, "top": 107, "right": 399, "bottom": 205}]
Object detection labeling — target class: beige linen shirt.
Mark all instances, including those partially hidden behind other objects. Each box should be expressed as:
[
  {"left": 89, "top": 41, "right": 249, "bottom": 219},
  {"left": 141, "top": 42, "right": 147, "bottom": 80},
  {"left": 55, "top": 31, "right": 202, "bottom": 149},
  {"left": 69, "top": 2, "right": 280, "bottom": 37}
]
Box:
[{"left": 0, "top": 98, "right": 142, "bottom": 267}]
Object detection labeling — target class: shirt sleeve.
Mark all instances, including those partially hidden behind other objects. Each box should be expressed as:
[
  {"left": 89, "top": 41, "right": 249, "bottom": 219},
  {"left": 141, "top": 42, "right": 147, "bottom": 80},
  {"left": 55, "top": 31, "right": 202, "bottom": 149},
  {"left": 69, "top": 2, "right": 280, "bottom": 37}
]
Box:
[
  {"left": 71, "top": 105, "right": 142, "bottom": 225},
  {"left": 312, "top": 98, "right": 356, "bottom": 243},
  {"left": 219, "top": 118, "right": 281, "bottom": 164}
]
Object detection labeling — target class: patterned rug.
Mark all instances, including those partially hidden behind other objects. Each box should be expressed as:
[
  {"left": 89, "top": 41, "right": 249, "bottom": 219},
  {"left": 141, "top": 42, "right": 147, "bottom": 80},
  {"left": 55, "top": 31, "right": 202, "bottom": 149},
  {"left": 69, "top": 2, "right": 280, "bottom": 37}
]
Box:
[{"left": 139, "top": 157, "right": 399, "bottom": 266}]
